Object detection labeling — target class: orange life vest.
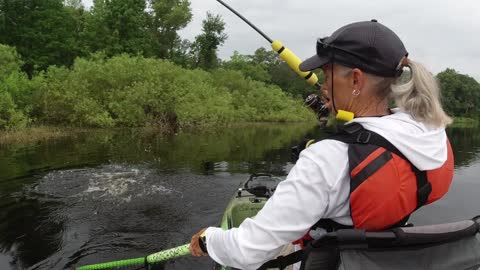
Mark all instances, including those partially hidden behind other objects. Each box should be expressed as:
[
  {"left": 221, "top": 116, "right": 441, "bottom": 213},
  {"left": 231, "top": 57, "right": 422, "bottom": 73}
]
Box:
[
  {"left": 294, "top": 123, "right": 454, "bottom": 248},
  {"left": 329, "top": 123, "right": 454, "bottom": 231}
]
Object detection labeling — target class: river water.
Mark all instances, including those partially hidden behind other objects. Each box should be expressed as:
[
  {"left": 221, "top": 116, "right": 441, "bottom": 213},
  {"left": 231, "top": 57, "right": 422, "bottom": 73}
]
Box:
[{"left": 0, "top": 124, "right": 479, "bottom": 270}]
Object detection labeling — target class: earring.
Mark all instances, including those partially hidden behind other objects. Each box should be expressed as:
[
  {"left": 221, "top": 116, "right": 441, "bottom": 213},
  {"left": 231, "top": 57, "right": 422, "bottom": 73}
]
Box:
[{"left": 352, "top": 89, "right": 360, "bottom": 96}]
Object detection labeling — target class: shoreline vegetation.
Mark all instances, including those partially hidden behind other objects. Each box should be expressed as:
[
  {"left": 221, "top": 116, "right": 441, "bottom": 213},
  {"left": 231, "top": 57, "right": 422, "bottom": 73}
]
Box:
[
  {"left": 0, "top": 51, "right": 317, "bottom": 133},
  {"left": 0, "top": 121, "right": 316, "bottom": 147},
  {"left": 450, "top": 117, "right": 479, "bottom": 128},
  {"left": 1, "top": 1, "right": 479, "bottom": 140},
  {"left": 0, "top": 122, "right": 318, "bottom": 146},
  {"left": 1, "top": 116, "right": 477, "bottom": 146}
]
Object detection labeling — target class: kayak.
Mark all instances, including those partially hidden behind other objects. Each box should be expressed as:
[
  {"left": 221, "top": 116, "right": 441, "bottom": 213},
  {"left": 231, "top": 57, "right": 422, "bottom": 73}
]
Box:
[
  {"left": 215, "top": 173, "right": 282, "bottom": 270},
  {"left": 219, "top": 173, "right": 282, "bottom": 231},
  {"left": 213, "top": 173, "right": 480, "bottom": 270}
]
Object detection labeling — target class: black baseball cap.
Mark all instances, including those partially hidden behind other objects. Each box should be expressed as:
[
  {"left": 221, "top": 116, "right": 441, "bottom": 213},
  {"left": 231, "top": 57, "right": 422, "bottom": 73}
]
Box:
[{"left": 299, "top": 20, "right": 408, "bottom": 77}]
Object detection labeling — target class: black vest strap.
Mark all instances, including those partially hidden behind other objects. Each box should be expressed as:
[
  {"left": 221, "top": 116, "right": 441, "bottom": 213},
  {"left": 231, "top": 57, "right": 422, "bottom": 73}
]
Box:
[
  {"left": 257, "top": 249, "right": 305, "bottom": 270},
  {"left": 312, "top": 219, "right": 353, "bottom": 232},
  {"left": 328, "top": 122, "right": 406, "bottom": 160},
  {"left": 329, "top": 122, "right": 432, "bottom": 210}
]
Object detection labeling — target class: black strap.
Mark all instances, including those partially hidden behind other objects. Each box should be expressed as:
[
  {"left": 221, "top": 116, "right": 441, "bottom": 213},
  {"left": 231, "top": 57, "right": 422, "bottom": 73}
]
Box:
[
  {"left": 144, "top": 256, "right": 149, "bottom": 270},
  {"left": 329, "top": 123, "right": 431, "bottom": 210},
  {"left": 312, "top": 219, "right": 353, "bottom": 232},
  {"left": 257, "top": 220, "right": 350, "bottom": 270},
  {"left": 328, "top": 123, "right": 407, "bottom": 160},
  {"left": 199, "top": 235, "right": 208, "bottom": 254},
  {"left": 412, "top": 167, "right": 431, "bottom": 209},
  {"left": 257, "top": 250, "right": 305, "bottom": 270}
]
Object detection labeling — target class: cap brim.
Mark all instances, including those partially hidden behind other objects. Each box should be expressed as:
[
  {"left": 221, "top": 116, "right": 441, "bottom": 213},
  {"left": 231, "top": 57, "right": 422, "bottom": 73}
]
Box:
[{"left": 299, "top": 55, "right": 330, "bottom": 72}]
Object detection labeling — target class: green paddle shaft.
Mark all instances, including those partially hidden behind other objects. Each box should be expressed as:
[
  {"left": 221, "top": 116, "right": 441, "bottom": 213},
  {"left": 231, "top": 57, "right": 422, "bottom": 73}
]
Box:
[
  {"left": 146, "top": 244, "right": 190, "bottom": 264},
  {"left": 75, "top": 244, "right": 190, "bottom": 270}
]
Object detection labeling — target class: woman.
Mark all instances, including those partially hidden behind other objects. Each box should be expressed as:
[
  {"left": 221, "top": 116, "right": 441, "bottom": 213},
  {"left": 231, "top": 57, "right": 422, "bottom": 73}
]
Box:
[{"left": 189, "top": 20, "right": 454, "bottom": 270}]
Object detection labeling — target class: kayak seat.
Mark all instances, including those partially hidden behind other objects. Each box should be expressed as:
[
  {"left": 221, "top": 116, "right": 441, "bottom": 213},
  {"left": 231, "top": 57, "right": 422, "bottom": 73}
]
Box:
[
  {"left": 261, "top": 218, "right": 480, "bottom": 270},
  {"left": 304, "top": 218, "right": 480, "bottom": 270}
]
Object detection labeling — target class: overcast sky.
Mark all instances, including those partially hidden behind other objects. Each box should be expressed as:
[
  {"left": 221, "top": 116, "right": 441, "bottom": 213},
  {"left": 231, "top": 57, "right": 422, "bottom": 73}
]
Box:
[{"left": 82, "top": 0, "right": 480, "bottom": 80}]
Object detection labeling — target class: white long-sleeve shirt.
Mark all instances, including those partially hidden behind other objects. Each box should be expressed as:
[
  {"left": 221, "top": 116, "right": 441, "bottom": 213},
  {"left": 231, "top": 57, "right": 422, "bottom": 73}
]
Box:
[{"left": 205, "top": 109, "right": 449, "bottom": 270}]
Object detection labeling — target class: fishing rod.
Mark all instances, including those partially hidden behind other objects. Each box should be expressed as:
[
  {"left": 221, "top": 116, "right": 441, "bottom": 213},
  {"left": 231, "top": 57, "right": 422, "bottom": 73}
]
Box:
[
  {"left": 217, "top": 0, "right": 320, "bottom": 89},
  {"left": 216, "top": 0, "right": 353, "bottom": 122}
]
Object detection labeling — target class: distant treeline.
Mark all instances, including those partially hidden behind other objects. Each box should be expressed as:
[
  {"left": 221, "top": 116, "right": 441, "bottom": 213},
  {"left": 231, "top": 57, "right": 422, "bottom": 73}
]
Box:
[{"left": 0, "top": 0, "right": 479, "bottom": 131}]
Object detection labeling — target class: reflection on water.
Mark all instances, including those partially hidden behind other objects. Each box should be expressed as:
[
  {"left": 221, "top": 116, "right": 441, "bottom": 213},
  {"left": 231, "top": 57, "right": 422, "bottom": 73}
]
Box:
[
  {"left": 0, "top": 124, "right": 479, "bottom": 269},
  {"left": 411, "top": 126, "right": 480, "bottom": 225},
  {"left": 447, "top": 127, "right": 480, "bottom": 168}
]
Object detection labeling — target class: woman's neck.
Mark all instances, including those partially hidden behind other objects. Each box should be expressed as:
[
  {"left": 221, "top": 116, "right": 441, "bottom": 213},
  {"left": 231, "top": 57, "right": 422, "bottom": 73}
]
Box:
[{"left": 353, "top": 100, "right": 390, "bottom": 117}]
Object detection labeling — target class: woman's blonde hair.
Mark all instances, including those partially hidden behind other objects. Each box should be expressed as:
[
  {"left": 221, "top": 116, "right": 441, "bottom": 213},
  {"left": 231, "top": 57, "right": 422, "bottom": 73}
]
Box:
[
  {"left": 338, "top": 60, "right": 452, "bottom": 128},
  {"left": 389, "top": 60, "right": 452, "bottom": 127}
]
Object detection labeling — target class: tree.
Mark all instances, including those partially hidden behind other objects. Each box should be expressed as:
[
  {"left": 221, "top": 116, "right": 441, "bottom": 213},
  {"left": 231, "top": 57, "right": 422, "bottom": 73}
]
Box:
[
  {"left": 270, "top": 62, "right": 323, "bottom": 98},
  {"left": 221, "top": 47, "right": 321, "bottom": 97},
  {"left": 222, "top": 51, "right": 271, "bottom": 82},
  {"left": 64, "top": 0, "right": 83, "bottom": 9},
  {"left": 0, "top": 0, "right": 81, "bottom": 76},
  {"left": 148, "top": 0, "right": 192, "bottom": 59},
  {"left": 0, "top": 44, "right": 23, "bottom": 80},
  {"left": 249, "top": 47, "right": 281, "bottom": 70},
  {"left": 191, "top": 12, "right": 227, "bottom": 70},
  {"left": 82, "top": 0, "right": 151, "bottom": 57},
  {"left": 0, "top": 44, "right": 31, "bottom": 130},
  {"left": 169, "top": 38, "right": 193, "bottom": 67},
  {"left": 437, "top": 68, "right": 480, "bottom": 117}
]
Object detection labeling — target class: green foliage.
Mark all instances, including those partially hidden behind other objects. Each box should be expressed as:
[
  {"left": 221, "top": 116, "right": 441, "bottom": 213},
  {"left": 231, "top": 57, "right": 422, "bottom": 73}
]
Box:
[
  {"left": 222, "top": 48, "right": 323, "bottom": 98},
  {"left": 0, "top": 0, "right": 81, "bottom": 76},
  {"left": 149, "top": 0, "right": 192, "bottom": 59},
  {"left": 222, "top": 51, "right": 271, "bottom": 82},
  {"left": 437, "top": 68, "right": 480, "bottom": 117},
  {"left": 18, "top": 54, "right": 313, "bottom": 129},
  {"left": 79, "top": 0, "right": 193, "bottom": 61},
  {"left": 2, "top": 0, "right": 476, "bottom": 129},
  {"left": 82, "top": 0, "right": 151, "bottom": 57},
  {"left": 168, "top": 38, "right": 193, "bottom": 68},
  {"left": 250, "top": 47, "right": 281, "bottom": 69},
  {"left": 0, "top": 44, "right": 33, "bottom": 130},
  {"left": 0, "top": 44, "right": 23, "bottom": 80},
  {"left": 191, "top": 12, "right": 228, "bottom": 70},
  {"left": 0, "top": 0, "right": 196, "bottom": 74},
  {"left": 0, "top": 91, "right": 30, "bottom": 130},
  {"left": 211, "top": 69, "right": 313, "bottom": 122},
  {"left": 450, "top": 117, "right": 478, "bottom": 128},
  {"left": 270, "top": 62, "right": 324, "bottom": 98},
  {"left": 64, "top": 0, "right": 84, "bottom": 9}
]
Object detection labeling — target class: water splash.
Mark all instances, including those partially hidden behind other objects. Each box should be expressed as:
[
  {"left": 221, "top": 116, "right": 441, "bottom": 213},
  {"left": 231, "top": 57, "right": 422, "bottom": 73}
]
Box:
[{"left": 30, "top": 164, "right": 180, "bottom": 204}]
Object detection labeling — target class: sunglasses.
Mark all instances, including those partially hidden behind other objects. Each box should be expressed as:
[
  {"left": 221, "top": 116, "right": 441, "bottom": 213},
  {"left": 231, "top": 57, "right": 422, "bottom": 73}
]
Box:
[{"left": 316, "top": 38, "right": 368, "bottom": 64}]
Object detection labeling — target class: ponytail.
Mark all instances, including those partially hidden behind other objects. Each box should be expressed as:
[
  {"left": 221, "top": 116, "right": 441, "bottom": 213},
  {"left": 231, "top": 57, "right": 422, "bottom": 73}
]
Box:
[{"left": 390, "top": 60, "right": 452, "bottom": 127}]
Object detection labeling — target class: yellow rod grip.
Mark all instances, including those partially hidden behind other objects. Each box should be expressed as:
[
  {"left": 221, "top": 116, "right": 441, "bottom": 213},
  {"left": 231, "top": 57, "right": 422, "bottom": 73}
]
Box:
[
  {"left": 336, "top": 110, "right": 354, "bottom": 122},
  {"left": 271, "top": 40, "right": 318, "bottom": 86}
]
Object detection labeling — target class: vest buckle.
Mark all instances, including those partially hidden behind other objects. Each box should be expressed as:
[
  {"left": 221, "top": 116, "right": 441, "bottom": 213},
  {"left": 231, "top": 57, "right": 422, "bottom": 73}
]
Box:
[{"left": 356, "top": 131, "right": 371, "bottom": 143}]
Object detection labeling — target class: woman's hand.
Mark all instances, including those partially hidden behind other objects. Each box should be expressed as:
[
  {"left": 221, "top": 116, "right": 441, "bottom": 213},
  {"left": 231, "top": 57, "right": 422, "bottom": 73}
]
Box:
[{"left": 189, "top": 228, "right": 208, "bottom": 257}]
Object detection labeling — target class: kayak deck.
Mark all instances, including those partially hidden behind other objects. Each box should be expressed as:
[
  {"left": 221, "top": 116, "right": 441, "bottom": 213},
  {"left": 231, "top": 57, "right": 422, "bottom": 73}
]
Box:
[
  {"left": 220, "top": 174, "right": 282, "bottom": 230},
  {"left": 215, "top": 174, "right": 283, "bottom": 270}
]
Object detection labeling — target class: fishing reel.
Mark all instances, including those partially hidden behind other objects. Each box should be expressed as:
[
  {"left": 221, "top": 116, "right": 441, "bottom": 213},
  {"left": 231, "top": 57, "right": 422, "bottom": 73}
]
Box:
[
  {"left": 290, "top": 94, "right": 329, "bottom": 163},
  {"left": 304, "top": 93, "right": 329, "bottom": 120},
  {"left": 238, "top": 174, "right": 280, "bottom": 198}
]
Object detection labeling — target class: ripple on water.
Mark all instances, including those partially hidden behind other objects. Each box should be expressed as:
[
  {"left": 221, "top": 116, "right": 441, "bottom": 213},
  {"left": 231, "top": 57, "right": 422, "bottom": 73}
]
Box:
[{"left": 29, "top": 164, "right": 181, "bottom": 205}]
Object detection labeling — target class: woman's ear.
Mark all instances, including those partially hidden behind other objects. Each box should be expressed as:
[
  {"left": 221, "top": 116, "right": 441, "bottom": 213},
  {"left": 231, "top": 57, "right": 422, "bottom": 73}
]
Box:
[{"left": 351, "top": 68, "right": 365, "bottom": 90}]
